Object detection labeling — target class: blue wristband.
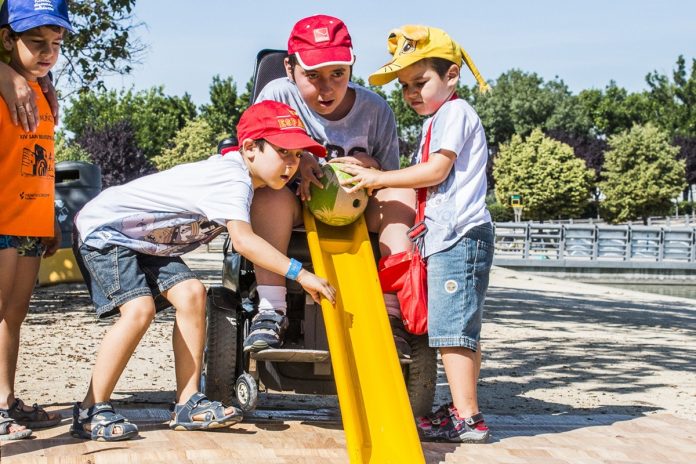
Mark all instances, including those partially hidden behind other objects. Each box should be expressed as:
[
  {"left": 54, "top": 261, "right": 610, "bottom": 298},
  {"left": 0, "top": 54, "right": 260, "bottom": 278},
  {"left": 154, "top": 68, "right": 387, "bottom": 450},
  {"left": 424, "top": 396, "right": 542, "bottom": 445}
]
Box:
[{"left": 285, "top": 258, "right": 303, "bottom": 280}]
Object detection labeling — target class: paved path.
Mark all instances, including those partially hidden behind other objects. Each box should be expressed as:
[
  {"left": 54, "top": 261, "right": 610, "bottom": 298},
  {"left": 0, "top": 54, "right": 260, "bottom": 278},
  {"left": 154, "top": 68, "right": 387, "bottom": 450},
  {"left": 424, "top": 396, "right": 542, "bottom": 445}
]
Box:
[{"left": 1, "top": 248, "right": 695, "bottom": 463}]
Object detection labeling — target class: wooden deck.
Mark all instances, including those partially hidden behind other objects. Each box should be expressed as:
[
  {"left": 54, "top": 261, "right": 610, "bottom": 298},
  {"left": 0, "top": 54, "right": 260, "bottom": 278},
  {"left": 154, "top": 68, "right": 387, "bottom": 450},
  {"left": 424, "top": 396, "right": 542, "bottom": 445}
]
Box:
[{"left": 2, "top": 406, "right": 694, "bottom": 463}]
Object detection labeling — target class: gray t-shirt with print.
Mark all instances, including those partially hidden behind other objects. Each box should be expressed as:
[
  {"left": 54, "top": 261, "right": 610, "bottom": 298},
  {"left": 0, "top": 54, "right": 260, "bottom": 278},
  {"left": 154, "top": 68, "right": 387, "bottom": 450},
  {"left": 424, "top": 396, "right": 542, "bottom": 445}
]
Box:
[{"left": 256, "top": 78, "right": 400, "bottom": 171}]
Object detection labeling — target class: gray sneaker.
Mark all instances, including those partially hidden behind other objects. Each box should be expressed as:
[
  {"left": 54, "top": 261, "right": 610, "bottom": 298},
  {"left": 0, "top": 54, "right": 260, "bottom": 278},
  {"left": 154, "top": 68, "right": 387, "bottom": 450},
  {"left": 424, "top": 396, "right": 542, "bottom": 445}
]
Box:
[{"left": 243, "top": 310, "right": 289, "bottom": 352}]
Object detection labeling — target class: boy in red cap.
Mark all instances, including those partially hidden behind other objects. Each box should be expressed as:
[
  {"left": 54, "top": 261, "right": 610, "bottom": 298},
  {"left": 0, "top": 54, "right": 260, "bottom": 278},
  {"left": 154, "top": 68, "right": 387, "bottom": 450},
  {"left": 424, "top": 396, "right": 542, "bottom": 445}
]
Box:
[
  {"left": 70, "top": 100, "right": 336, "bottom": 441},
  {"left": 248, "top": 14, "right": 416, "bottom": 358}
]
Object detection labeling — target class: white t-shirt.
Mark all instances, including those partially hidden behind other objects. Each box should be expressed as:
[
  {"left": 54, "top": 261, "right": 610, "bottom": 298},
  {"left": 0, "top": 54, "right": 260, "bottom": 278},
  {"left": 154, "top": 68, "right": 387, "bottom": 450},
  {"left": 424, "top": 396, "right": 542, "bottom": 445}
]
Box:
[
  {"left": 256, "top": 78, "right": 400, "bottom": 171},
  {"left": 416, "top": 98, "right": 492, "bottom": 257},
  {"left": 76, "top": 154, "right": 253, "bottom": 256}
]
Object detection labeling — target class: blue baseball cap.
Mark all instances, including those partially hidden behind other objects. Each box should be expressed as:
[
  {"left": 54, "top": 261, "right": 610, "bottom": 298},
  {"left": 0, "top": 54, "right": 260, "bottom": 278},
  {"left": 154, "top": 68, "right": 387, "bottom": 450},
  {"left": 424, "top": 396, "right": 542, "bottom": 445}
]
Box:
[{"left": 0, "top": 0, "right": 74, "bottom": 33}]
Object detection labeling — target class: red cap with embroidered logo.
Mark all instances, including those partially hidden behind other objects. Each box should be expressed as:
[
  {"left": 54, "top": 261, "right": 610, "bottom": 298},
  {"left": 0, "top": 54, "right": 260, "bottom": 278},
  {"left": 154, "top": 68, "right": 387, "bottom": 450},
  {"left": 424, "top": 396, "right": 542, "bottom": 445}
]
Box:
[
  {"left": 287, "top": 14, "right": 355, "bottom": 70},
  {"left": 234, "top": 101, "right": 326, "bottom": 158}
]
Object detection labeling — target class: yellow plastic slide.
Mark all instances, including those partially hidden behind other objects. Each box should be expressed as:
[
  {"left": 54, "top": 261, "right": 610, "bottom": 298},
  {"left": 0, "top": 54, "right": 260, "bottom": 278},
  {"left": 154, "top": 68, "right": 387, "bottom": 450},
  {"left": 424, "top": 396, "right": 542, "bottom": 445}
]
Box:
[{"left": 303, "top": 207, "right": 425, "bottom": 464}]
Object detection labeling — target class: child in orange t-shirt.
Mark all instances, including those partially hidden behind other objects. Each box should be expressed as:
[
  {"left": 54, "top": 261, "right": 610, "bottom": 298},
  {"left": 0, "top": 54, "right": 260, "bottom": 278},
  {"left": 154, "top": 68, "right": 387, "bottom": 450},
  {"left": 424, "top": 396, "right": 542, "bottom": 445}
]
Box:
[{"left": 0, "top": 0, "right": 72, "bottom": 441}]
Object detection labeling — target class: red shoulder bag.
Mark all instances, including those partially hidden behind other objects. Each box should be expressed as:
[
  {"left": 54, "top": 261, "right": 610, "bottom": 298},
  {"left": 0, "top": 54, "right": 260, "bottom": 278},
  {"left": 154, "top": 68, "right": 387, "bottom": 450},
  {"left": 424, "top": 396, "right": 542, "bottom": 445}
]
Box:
[{"left": 377, "top": 121, "right": 435, "bottom": 335}]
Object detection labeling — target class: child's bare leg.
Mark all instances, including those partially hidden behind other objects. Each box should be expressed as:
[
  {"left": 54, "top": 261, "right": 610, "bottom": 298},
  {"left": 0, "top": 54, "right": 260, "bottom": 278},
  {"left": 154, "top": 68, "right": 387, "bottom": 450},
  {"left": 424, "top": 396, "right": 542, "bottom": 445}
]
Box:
[
  {"left": 81, "top": 296, "right": 156, "bottom": 409},
  {"left": 165, "top": 278, "right": 238, "bottom": 419},
  {"left": 0, "top": 250, "right": 46, "bottom": 433},
  {"left": 440, "top": 345, "right": 482, "bottom": 418},
  {"left": 365, "top": 187, "right": 415, "bottom": 257},
  {"left": 0, "top": 253, "right": 39, "bottom": 406},
  {"left": 250, "top": 186, "right": 302, "bottom": 288},
  {"left": 163, "top": 279, "right": 207, "bottom": 403}
]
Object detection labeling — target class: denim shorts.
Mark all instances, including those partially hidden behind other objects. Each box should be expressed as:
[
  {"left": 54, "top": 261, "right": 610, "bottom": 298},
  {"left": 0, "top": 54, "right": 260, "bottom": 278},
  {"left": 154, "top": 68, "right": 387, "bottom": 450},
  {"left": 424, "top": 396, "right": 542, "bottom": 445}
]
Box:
[
  {"left": 427, "top": 222, "right": 494, "bottom": 350},
  {"left": 0, "top": 235, "right": 45, "bottom": 257},
  {"left": 73, "top": 237, "right": 198, "bottom": 319}
]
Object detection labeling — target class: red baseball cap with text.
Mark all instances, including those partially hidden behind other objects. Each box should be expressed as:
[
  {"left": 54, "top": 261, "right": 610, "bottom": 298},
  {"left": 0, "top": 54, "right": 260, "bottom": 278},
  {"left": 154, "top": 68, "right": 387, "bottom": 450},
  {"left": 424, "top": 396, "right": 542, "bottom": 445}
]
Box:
[
  {"left": 287, "top": 15, "right": 355, "bottom": 70},
  {"left": 234, "top": 101, "right": 326, "bottom": 158}
]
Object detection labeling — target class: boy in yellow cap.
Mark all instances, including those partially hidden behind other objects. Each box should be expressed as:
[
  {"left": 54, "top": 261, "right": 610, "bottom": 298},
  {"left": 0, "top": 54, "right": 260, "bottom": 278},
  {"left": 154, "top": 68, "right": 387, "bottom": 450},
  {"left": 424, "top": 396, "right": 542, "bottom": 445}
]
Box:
[{"left": 340, "top": 25, "right": 493, "bottom": 443}]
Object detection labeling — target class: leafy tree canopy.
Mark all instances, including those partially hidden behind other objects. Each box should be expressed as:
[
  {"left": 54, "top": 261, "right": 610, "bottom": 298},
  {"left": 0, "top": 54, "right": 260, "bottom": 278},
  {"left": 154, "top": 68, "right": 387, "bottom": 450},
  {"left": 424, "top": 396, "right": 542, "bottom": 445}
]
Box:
[
  {"left": 56, "top": 0, "right": 146, "bottom": 92},
  {"left": 599, "top": 124, "right": 685, "bottom": 223},
  {"left": 472, "top": 70, "right": 590, "bottom": 150},
  {"left": 674, "top": 135, "right": 696, "bottom": 186},
  {"left": 645, "top": 55, "right": 696, "bottom": 137},
  {"left": 199, "top": 75, "right": 241, "bottom": 139},
  {"left": 63, "top": 86, "right": 197, "bottom": 160},
  {"left": 152, "top": 118, "right": 217, "bottom": 171},
  {"left": 75, "top": 119, "right": 157, "bottom": 189},
  {"left": 493, "top": 128, "right": 594, "bottom": 221}
]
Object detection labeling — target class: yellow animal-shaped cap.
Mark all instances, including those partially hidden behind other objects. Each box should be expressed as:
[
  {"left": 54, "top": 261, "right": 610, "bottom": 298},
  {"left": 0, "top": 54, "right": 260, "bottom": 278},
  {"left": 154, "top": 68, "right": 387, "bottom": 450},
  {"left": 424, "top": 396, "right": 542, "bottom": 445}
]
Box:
[{"left": 369, "top": 25, "right": 490, "bottom": 92}]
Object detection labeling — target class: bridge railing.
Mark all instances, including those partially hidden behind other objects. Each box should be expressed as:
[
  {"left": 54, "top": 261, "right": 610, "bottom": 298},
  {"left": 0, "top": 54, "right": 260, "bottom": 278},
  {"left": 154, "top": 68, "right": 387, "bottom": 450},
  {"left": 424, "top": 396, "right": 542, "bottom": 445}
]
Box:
[{"left": 494, "top": 222, "right": 696, "bottom": 262}]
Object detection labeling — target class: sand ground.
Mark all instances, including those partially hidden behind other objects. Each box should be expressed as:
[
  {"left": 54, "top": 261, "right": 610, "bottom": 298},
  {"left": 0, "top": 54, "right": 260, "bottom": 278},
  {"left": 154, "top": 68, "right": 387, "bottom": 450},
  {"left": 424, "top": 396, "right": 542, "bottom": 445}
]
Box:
[{"left": 14, "top": 249, "right": 696, "bottom": 419}]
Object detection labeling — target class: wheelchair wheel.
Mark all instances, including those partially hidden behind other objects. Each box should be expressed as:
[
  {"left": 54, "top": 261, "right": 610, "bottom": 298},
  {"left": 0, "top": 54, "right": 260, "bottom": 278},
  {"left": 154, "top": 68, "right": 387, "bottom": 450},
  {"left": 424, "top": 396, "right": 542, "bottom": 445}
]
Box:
[
  {"left": 403, "top": 334, "right": 437, "bottom": 417},
  {"left": 203, "top": 287, "right": 240, "bottom": 405},
  {"left": 235, "top": 373, "right": 258, "bottom": 412}
]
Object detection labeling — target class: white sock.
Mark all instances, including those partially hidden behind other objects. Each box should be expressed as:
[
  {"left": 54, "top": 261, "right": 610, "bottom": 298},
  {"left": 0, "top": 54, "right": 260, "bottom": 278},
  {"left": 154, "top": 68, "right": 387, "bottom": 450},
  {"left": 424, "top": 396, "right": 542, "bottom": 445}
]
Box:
[
  {"left": 257, "top": 285, "right": 287, "bottom": 313},
  {"left": 383, "top": 293, "right": 401, "bottom": 319}
]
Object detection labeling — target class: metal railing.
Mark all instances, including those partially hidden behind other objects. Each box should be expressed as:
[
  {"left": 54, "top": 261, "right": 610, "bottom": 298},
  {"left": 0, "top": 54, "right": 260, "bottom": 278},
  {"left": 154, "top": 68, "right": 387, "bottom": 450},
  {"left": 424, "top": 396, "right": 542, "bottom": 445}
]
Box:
[{"left": 494, "top": 222, "right": 696, "bottom": 262}]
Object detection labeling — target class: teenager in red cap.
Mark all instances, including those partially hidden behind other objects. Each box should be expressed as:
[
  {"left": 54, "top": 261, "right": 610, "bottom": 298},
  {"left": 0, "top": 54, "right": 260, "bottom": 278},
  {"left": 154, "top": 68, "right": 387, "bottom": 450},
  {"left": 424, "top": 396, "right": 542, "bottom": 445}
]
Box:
[
  {"left": 70, "top": 100, "right": 336, "bottom": 441},
  {"left": 248, "top": 14, "right": 416, "bottom": 358}
]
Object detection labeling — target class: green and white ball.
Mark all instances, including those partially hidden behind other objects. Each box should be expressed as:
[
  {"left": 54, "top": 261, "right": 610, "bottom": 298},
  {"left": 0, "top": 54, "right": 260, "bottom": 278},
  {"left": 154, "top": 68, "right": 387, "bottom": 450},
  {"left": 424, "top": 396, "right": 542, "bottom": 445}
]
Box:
[{"left": 306, "top": 163, "right": 368, "bottom": 226}]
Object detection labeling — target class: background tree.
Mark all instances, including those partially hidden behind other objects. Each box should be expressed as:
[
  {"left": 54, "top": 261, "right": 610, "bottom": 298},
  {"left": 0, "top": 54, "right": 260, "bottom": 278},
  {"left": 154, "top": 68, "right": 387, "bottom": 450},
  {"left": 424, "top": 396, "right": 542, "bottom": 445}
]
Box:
[
  {"left": 199, "top": 75, "right": 242, "bottom": 139},
  {"left": 54, "top": 130, "right": 92, "bottom": 163},
  {"left": 236, "top": 77, "right": 254, "bottom": 117},
  {"left": 674, "top": 135, "right": 696, "bottom": 200},
  {"left": 473, "top": 70, "right": 586, "bottom": 151},
  {"left": 63, "top": 87, "right": 197, "bottom": 160},
  {"left": 55, "top": 0, "right": 146, "bottom": 92},
  {"left": 576, "top": 83, "right": 651, "bottom": 137},
  {"left": 547, "top": 129, "right": 608, "bottom": 216},
  {"left": 151, "top": 118, "right": 217, "bottom": 171},
  {"left": 645, "top": 55, "right": 696, "bottom": 137},
  {"left": 493, "top": 129, "right": 594, "bottom": 221},
  {"left": 599, "top": 124, "right": 685, "bottom": 224},
  {"left": 75, "top": 120, "right": 157, "bottom": 188}
]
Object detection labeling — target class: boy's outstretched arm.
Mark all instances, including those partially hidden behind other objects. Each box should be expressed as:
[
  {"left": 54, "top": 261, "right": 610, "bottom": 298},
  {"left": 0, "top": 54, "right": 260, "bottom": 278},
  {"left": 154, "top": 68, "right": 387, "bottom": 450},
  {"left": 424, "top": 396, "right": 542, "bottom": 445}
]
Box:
[
  {"left": 339, "top": 150, "right": 456, "bottom": 194},
  {"left": 226, "top": 219, "right": 336, "bottom": 305}
]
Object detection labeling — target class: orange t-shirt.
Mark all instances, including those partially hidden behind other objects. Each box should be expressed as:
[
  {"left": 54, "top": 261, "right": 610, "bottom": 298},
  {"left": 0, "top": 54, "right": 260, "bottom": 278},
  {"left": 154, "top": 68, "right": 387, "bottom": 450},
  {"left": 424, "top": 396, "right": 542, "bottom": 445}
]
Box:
[{"left": 0, "top": 80, "right": 55, "bottom": 237}]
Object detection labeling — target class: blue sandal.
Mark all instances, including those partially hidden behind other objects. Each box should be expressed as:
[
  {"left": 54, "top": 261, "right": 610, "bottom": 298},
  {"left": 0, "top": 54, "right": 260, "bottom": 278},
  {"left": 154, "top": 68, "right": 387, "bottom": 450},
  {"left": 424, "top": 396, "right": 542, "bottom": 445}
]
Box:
[
  {"left": 170, "top": 392, "right": 242, "bottom": 431},
  {"left": 70, "top": 402, "right": 139, "bottom": 441}
]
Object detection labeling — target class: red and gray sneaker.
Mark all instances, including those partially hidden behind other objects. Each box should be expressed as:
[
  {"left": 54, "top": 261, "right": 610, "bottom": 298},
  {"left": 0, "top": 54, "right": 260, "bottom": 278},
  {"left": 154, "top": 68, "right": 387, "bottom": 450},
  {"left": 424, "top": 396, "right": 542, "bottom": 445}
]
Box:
[
  {"left": 417, "top": 408, "right": 490, "bottom": 443},
  {"left": 416, "top": 402, "right": 454, "bottom": 431}
]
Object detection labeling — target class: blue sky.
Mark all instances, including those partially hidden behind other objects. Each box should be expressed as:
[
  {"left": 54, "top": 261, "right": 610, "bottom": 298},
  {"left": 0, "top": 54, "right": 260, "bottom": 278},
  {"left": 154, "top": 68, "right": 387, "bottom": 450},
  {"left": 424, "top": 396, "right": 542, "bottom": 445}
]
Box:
[{"left": 101, "top": 0, "right": 696, "bottom": 105}]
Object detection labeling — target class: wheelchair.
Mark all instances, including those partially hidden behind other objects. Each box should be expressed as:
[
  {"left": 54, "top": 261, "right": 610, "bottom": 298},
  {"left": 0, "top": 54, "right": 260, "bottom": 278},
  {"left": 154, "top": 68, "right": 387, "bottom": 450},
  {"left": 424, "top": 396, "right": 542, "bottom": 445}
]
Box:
[{"left": 201, "top": 50, "right": 437, "bottom": 416}]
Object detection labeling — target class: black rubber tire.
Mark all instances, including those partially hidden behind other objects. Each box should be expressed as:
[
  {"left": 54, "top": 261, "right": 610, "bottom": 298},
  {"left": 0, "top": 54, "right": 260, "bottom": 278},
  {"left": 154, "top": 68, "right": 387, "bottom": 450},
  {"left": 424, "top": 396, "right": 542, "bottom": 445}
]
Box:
[
  {"left": 235, "top": 373, "right": 259, "bottom": 412},
  {"left": 404, "top": 334, "right": 437, "bottom": 417},
  {"left": 203, "top": 297, "right": 238, "bottom": 406}
]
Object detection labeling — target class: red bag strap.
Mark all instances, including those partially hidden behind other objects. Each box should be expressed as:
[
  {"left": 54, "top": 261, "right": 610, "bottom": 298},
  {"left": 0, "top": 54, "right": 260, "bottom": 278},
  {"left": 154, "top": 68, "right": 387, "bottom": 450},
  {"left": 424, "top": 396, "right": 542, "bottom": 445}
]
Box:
[{"left": 415, "top": 92, "right": 459, "bottom": 222}]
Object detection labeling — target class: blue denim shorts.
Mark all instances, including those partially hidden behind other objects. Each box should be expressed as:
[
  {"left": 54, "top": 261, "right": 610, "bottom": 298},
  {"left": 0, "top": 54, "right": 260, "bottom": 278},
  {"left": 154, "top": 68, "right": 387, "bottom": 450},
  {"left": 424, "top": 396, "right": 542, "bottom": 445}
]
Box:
[
  {"left": 73, "top": 238, "right": 198, "bottom": 319},
  {"left": 427, "top": 222, "right": 494, "bottom": 350},
  {"left": 0, "top": 235, "right": 45, "bottom": 257}
]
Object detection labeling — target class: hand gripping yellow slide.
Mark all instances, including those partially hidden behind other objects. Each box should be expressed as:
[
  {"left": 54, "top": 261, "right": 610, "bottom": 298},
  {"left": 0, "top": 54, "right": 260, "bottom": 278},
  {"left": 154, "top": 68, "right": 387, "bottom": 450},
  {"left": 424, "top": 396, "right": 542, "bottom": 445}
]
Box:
[{"left": 303, "top": 207, "right": 425, "bottom": 464}]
